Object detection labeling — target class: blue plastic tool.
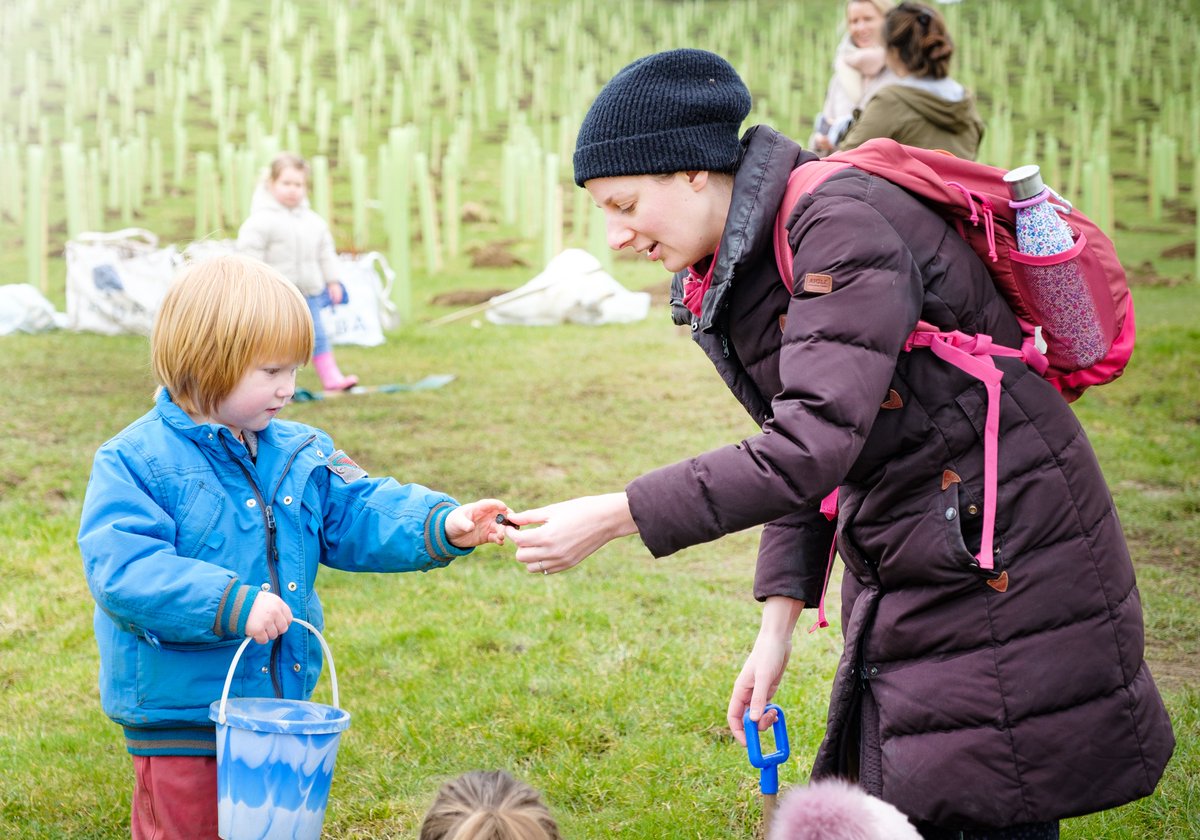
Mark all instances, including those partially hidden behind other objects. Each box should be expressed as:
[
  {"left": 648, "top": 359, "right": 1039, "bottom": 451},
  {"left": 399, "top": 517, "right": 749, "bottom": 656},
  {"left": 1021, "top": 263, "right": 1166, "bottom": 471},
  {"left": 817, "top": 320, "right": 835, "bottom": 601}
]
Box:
[{"left": 744, "top": 703, "right": 790, "bottom": 825}]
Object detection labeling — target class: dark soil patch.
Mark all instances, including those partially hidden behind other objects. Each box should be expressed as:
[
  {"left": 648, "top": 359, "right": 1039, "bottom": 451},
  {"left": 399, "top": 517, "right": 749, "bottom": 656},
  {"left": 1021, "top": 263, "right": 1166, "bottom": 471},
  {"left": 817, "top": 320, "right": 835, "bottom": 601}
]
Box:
[
  {"left": 1134, "top": 540, "right": 1200, "bottom": 694},
  {"left": 1167, "top": 203, "right": 1196, "bottom": 225},
  {"left": 1160, "top": 241, "right": 1196, "bottom": 260},
  {"left": 460, "top": 202, "right": 492, "bottom": 223},
  {"left": 1125, "top": 261, "right": 1190, "bottom": 287},
  {"left": 468, "top": 240, "right": 528, "bottom": 268},
  {"left": 430, "top": 288, "right": 511, "bottom": 307}
]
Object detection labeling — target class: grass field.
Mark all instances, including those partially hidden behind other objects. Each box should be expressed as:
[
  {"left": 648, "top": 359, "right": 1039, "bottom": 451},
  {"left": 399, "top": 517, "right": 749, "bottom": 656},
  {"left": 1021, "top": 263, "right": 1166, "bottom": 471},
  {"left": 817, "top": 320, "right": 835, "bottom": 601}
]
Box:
[
  {"left": 1, "top": 280, "right": 1197, "bottom": 838},
  {"left": 2, "top": 0, "right": 1199, "bottom": 837}
]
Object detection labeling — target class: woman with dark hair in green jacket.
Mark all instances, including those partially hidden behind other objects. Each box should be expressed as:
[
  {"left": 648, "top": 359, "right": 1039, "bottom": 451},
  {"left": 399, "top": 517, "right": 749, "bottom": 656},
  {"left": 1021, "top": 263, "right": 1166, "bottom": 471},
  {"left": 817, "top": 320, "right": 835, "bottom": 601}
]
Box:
[{"left": 840, "top": 2, "right": 985, "bottom": 159}]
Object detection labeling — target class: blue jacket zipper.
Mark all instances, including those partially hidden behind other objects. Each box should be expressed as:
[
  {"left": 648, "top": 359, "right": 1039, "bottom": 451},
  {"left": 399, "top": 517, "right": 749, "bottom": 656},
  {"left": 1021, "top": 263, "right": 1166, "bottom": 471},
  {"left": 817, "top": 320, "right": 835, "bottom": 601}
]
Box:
[{"left": 223, "top": 438, "right": 284, "bottom": 697}]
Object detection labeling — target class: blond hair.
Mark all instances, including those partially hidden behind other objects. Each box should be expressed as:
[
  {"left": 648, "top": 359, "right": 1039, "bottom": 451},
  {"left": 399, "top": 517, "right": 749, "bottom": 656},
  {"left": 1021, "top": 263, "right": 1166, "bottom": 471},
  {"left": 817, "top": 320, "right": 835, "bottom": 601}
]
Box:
[
  {"left": 269, "top": 151, "right": 311, "bottom": 182},
  {"left": 419, "top": 771, "right": 561, "bottom": 840},
  {"left": 151, "top": 254, "right": 313, "bottom": 416},
  {"left": 846, "top": 0, "right": 895, "bottom": 21}
]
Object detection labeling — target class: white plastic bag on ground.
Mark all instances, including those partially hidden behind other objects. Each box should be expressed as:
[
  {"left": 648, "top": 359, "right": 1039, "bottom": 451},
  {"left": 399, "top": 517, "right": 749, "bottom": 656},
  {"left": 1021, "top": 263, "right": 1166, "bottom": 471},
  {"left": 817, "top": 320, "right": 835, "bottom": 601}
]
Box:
[
  {"left": 485, "top": 249, "right": 650, "bottom": 326},
  {"left": 0, "top": 284, "right": 66, "bottom": 335},
  {"left": 65, "top": 228, "right": 181, "bottom": 335},
  {"left": 320, "top": 252, "right": 400, "bottom": 346}
]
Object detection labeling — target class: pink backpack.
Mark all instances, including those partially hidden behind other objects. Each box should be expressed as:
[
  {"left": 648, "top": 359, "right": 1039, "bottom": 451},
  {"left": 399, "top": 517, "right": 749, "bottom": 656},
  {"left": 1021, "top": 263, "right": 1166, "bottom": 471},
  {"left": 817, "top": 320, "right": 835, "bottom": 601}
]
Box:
[
  {"left": 775, "top": 139, "right": 1135, "bottom": 609},
  {"left": 774, "top": 138, "right": 1135, "bottom": 402}
]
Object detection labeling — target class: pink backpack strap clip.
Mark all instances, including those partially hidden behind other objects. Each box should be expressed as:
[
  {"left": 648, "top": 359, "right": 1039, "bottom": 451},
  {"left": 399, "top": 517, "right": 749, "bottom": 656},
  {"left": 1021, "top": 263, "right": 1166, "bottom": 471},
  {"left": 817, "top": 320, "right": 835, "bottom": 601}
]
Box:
[{"left": 905, "top": 323, "right": 1026, "bottom": 571}]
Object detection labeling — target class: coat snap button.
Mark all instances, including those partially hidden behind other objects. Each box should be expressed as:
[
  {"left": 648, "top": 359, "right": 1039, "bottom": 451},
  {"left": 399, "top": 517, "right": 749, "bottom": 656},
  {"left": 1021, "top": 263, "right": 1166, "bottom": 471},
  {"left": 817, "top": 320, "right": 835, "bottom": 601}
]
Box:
[
  {"left": 293, "top": 663, "right": 302, "bottom": 672},
  {"left": 967, "top": 504, "right": 979, "bottom": 515},
  {"left": 945, "top": 507, "right": 957, "bottom": 521},
  {"left": 260, "top": 583, "right": 271, "bottom": 591},
  {"left": 869, "top": 666, "right": 879, "bottom": 676},
  {"left": 246, "top": 499, "right": 257, "bottom": 508},
  {"left": 283, "top": 496, "right": 293, "bottom": 505},
  {"left": 287, "top": 582, "right": 297, "bottom": 591},
  {"left": 261, "top": 666, "right": 268, "bottom": 674}
]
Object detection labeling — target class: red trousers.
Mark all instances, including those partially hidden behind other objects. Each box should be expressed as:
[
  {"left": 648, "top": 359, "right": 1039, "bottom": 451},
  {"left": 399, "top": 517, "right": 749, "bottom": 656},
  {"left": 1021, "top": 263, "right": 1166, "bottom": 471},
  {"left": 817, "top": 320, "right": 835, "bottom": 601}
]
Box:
[{"left": 131, "top": 755, "right": 219, "bottom": 840}]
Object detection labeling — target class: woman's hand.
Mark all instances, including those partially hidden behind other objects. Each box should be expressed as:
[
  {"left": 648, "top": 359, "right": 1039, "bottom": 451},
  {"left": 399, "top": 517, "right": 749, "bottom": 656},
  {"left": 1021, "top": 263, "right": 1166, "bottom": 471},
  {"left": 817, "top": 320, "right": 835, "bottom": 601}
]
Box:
[
  {"left": 446, "top": 499, "right": 511, "bottom": 548},
  {"left": 506, "top": 492, "right": 637, "bottom": 575},
  {"left": 327, "top": 281, "right": 344, "bottom": 305},
  {"left": 727, "top": 596, "right": 805, "bottom": 746}
]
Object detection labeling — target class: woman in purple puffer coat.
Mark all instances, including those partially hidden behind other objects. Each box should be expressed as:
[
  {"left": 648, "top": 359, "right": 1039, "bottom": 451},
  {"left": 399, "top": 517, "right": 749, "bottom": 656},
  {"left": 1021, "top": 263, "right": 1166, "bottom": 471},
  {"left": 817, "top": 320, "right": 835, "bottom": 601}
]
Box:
[{"left": 505, "top": 48, "right": 1173, "bottom": 839}]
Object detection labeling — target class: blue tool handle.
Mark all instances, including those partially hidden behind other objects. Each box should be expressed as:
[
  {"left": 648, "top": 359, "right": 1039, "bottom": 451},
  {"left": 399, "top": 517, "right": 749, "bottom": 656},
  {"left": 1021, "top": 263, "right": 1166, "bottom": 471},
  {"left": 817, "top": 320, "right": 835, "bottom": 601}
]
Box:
[{"left": 744, "top": 703, "right": 790, "bottom": 795}]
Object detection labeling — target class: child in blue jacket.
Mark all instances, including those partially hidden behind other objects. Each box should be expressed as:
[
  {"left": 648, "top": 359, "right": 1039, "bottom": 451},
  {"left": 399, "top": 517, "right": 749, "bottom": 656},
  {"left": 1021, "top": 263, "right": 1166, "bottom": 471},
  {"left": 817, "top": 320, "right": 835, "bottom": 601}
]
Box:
[{"left": 79, "top": 254, "right": 510, "bottom": 839}]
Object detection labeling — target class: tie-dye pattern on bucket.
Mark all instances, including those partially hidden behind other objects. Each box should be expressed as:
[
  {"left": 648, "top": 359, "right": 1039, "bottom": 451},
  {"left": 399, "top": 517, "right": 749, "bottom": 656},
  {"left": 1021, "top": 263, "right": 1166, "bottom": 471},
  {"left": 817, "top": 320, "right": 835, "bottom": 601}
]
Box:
[{"left": 209, "top": 620, "right": 350, "bottom": 840}]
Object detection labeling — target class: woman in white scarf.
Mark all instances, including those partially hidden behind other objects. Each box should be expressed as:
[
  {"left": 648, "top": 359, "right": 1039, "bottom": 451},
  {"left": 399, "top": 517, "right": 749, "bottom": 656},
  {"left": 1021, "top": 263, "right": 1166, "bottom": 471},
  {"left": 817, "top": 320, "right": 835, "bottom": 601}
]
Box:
[{"left": 808, "top": 0, "right": 895, "bottom": 155}]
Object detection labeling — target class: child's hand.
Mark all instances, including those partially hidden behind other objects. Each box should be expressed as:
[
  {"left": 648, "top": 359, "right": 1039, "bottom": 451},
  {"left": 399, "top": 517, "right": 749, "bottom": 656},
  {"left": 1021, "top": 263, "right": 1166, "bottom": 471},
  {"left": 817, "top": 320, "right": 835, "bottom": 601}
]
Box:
[
  {"left": 446, "top": 499, "right": 512, "bottom": 548},
  {"left": 246, "top": 592, "right": 293, "bottom": 644},
  {"left": 327, "top": 282, "right": 344, "bottom": 305}
]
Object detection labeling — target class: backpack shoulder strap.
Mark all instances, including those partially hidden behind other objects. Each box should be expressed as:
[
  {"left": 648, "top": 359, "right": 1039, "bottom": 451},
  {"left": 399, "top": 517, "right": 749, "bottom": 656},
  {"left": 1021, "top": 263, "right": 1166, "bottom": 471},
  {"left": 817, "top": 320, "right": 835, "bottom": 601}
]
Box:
[{"left": 774, "top": 161, "right": 853, "bottom": 293}]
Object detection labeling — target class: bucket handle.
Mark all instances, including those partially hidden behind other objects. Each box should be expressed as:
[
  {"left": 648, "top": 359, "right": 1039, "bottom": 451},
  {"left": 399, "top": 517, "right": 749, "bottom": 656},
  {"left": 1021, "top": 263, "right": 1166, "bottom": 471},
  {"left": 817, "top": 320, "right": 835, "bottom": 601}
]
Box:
[{"left": 216, "top": 618, "right": 339, "bottom": 726}]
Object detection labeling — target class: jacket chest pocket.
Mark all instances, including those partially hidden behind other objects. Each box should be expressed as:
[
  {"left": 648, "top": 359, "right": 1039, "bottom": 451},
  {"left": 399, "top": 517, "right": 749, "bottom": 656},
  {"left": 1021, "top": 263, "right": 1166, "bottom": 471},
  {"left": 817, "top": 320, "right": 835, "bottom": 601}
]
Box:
[{"left": 175, "top": 482, "right": 226, "bottom": 559}]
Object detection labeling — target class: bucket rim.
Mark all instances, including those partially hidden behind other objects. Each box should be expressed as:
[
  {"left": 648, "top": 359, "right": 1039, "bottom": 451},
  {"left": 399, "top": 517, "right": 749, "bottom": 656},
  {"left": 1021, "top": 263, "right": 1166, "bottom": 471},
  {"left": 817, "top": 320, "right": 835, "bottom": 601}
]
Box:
[{"left": 208, "top": 697, "right": 351, "bottom": 734}]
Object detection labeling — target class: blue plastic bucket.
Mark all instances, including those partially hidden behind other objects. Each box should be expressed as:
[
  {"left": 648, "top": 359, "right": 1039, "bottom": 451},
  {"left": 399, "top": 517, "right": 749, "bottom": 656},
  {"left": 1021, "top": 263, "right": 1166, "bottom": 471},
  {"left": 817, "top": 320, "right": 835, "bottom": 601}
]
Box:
[{"left": 209, "top": 619, "right": 350, "bottom": 840}]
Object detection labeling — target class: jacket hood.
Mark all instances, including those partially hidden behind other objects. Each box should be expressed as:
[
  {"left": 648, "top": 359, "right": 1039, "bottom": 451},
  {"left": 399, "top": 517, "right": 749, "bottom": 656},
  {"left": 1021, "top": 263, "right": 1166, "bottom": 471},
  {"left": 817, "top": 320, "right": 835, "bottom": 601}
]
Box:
[{"left": 881, "top": 82, "right": 979, "bottom": 133}]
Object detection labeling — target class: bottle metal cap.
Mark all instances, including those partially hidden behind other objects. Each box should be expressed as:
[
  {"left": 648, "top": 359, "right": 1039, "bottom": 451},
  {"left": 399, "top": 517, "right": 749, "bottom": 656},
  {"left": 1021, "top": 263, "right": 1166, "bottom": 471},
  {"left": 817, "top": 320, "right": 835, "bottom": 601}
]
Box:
[{"left": 1003, "top": 164, "right": 1045, "bottom": 201}]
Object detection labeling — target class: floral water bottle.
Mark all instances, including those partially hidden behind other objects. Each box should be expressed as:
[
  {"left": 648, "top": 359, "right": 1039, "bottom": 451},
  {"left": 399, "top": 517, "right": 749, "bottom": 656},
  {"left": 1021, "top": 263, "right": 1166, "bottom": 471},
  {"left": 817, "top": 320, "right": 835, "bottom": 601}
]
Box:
[{"left": 1003, "top": 164, "right": 1106, "bottom": 369}]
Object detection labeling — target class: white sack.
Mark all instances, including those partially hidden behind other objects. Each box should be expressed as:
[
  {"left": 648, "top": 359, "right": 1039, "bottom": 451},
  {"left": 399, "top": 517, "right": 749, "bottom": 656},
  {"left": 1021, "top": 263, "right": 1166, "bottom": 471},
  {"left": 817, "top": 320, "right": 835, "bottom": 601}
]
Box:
[
  {"left": 320, "top": 252, "right": 401, "bottom": 347},
  {"left": 0, "top": 284, "right": 66, "bottom": 335},
  {"left": 65, "top": 228, "right": 180, "bottom": 336},
  {"left": 485, "top": 249, "right": 650, "bottom": 326}
]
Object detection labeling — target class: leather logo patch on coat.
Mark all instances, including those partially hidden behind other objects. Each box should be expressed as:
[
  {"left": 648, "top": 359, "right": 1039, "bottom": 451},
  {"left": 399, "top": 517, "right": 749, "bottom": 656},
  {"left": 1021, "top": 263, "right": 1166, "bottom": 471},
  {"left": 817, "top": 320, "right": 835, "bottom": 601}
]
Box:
[
  {"left": 941, "top": 470, "right": 961, "bottom": 490},
  {"left": 986, "top": 570, "right": 1010, "bottom": 593},
  {"left": 326, "top": 450, "right": 368, "bottom": 483},
  {"left": 802, "top": 273, "right": 833, "bottom": 294},
  {"left": 881, "top": 389, "right": 903, "bottom": 409}
]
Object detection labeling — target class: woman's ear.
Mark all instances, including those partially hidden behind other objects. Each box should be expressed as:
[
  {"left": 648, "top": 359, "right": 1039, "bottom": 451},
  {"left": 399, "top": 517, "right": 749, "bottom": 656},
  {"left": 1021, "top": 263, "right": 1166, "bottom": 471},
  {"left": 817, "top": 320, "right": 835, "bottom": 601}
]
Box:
[{"left": 685, "top": 170, "right": 710, "bottom": 191}]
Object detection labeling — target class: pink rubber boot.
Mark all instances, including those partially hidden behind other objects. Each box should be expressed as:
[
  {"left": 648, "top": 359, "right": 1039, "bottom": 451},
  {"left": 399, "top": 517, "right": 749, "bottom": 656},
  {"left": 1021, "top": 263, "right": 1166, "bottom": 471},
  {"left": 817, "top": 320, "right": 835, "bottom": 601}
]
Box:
[{"left": 312, "top": 352, "right": 359, "bottom": 391}]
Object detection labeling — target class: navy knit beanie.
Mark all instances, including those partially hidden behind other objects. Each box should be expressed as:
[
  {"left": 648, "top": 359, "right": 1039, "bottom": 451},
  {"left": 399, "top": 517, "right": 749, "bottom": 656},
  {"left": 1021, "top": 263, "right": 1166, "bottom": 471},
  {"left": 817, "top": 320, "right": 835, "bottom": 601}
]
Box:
[{"left": 573, "top": 49, "right": 752, "bottom": 187}]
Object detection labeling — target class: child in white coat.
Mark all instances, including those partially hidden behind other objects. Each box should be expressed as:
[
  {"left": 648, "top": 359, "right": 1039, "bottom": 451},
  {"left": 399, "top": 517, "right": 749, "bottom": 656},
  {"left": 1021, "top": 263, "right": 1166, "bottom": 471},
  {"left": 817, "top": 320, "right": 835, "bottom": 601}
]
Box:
[{"left": 238, "top": 152, "right": 358, "bottom": 391}]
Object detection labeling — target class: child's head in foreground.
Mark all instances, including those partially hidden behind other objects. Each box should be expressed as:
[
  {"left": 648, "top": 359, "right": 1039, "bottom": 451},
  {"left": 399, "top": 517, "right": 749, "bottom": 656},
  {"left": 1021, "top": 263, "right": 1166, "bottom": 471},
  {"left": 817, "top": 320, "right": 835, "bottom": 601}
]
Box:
[
  {"left": 151, "top": 254, "right": 314, "bottom": 419},
  {"left": 769, "top": 778, "right": 921, "bottom": 840},
  {"left": 419, "top": 770, "right": 561, "bottom": 840}
]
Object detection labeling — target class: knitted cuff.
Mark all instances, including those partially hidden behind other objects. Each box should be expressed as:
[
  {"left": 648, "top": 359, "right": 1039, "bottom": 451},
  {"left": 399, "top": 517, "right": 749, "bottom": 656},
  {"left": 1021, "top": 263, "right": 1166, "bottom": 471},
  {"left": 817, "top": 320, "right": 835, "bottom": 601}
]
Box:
[{"left": 213, "top": 579, "right": 257, "bottom": 638}]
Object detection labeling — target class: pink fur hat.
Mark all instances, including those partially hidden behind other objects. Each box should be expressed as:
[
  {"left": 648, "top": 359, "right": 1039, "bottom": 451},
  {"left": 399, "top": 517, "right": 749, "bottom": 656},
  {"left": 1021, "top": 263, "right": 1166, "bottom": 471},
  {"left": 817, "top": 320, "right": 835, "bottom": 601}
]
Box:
[{"left": 768, "top": 779, "right": 921, "bottom": 840}]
